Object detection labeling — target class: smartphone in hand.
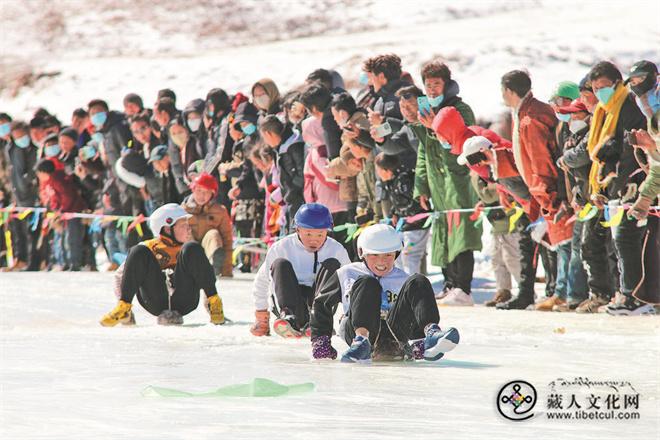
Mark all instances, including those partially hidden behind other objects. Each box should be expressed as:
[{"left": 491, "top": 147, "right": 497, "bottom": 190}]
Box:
[
  {"left": 417, "top": 96, "right": 431, "bottom": 116},
  {"left": 373, "top": 122, "right": 392, "bottom": 138}
]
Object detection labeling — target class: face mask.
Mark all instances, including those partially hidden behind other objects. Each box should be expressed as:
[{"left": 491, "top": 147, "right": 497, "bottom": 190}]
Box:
[
  {"left": 14, "top": 135, "right": 30, "bottom": 148},
  {"left": 595, "top": 86, "right": 615, "bottom": 104},
  {"left": 44, "top": 144, "right": 61, "bottom": 158},
  {"left": 187, "top": 118, "right": 201, "bottom": 132},
  {"left": 428, "top": 94, "right": 444, "bottom": 107},
  {"left": 80, "top": 145, "right": 97, "bottom": 161},
  {"left": 635, "top": 88, "right": 660, "bottom": 117},
  {"left": 568, "top": 119, "right": 588, "bottom": 134},
  {"left": 0, "top": 122, "right": 10, "bottom": 137},
  {"left": 556, "top": 112, "right": 571, "bottom": 123},
  {"left": 359, "top": 72, "right": 369, "bottom": 86},
  {"left": 91, "top": 132, "right": 104, "bottom": 144},
  {"left": 171, "top": 133, "right": 188, "bottom": 147},
  {"left": 241, "top": 123, "right": 256, "bottom": 136},
  {"left": 91, "top": 111, "right": 107, "bottom": 128},
  {"left": 207, "top": 109, "right": 215, "bottom": 118},
  {"left": 440, "top": 140, "right": 452, "bottom": 150},
  {"left": 254, "top": 95, "right": 270, "bottom": 110}
]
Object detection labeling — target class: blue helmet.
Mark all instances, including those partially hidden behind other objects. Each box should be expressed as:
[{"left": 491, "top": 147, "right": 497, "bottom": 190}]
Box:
[{"left": 294, "top": 203, "right": 333, "bottom": 229}]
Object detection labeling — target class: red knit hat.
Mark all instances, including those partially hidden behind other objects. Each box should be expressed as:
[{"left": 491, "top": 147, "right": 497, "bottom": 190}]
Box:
[{"left": 190, "top": 172, "right": 218, "bottom": 194}]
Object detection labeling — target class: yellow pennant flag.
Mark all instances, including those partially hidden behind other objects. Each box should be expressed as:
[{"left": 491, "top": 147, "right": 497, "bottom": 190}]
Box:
[
  {"left": 508, "top": 206, "right": 524, "bottom": 233},
  {"left": 601, "top": 207, "right": 625, "bottom": 228}
]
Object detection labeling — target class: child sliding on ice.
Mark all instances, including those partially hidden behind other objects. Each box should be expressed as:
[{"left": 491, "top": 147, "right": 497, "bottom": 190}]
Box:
[
  {"left": 100, "top": 203, "right": 225, "bottom": 326},
  {"left": 250, "top": 203, "right": 351, "bottom": 338},
  {"left": 310, "top": 224, "right": 460, "bottom": 363}
]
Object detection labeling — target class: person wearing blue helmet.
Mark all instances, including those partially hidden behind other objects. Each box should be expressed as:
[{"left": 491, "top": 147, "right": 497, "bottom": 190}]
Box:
[{"left": 250, "top": 203, "right": 351, "bottom": 338}]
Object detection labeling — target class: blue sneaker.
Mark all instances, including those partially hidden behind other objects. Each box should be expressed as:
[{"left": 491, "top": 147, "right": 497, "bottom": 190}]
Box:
[
  {"left": 423, "top": 324, "right": 459, "bottom": 361},
  {"left": 341, "top": 335, "right": 372, "bottom": 364}
]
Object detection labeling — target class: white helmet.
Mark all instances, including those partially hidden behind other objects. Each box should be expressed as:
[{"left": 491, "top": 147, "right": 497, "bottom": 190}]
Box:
[
  {"left": 149, "top": 203, "right": 192, "bottom": 235},
  {"left": 357, "top": 224, "right": 403, "bottom": 258}
]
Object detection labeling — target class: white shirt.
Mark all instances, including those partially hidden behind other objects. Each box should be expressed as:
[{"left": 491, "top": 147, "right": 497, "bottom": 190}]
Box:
[{"left": 252, "top": 233, "right": 351, "bottom": 310}]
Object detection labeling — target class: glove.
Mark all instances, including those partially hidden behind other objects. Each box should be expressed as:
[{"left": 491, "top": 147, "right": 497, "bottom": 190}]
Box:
[
  {"left": 250, "top": 310, "right": 270, "bottom": 336},
  {"left": 311, "top": 335, "right": 337, "bottom": 360}
]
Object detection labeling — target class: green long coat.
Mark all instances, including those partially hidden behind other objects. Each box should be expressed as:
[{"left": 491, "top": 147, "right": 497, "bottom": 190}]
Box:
[{"left": 412, "top": 102, "right": 482, "bottom": 267}]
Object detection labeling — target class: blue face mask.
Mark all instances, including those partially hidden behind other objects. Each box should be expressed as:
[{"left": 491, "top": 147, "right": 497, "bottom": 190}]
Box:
[
  {"left": 556, "top": 112, "right": 571, "bottom": 123},
  {"left": 80, "top": 145, "right": 97, "bottom": 161},
  {"left": 91, "top": 132, "right": 104, "bottom": 144},
  {"left": 428, "top": 94, "right": 444, "bottom": 107},
  {"left": 440, "top": 140, "right": 452, "bottom": 150},
  {"left": 14, "top": 135, "right": 30, "bottom": 148},
  {"left": 636, "top": 88, "right": 660, "bottom": 117},
  {"left": 0, "top": 122, "right": 10, "bottom": 137},
  {"left": 241, "top": 123, "right": 256, "bottom": 136},
  {"left": 91, "top": 111, "right": 107, "bottom": 128},
  {"left": 359, "top": 72, "right": 369, "bottom": 86},
  {"left": 595, "top": 86, "right": 615, "bottom": 105},
  {"left": 207, "top": 109, "right": 214, "bottom": 118},
  {"left": 44, "top": 144, "right": 61, "bottom": 158}
]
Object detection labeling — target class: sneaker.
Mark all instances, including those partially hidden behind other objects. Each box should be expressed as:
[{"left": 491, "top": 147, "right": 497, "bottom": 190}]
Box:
[
  {"left": 273, "top": 311, "right": 303, "bottom": 338},
  {"left": 485, "top": 289, "right": 512, "bottom": 307},
  {"left": 423, "top": 324, "right": 460, "bottom": 361},
  {"left": 575, "top": 295, "right": 609, "bottom": 314},
  {"left": 437, "top": 288, "right": 474, "bottom": 307},
  {"left": 205, "top": 294, "right": 225, "bottom": 325},
  {"left": 341, "top": 335, "right": 372, "bottom": 364},
  {"left": 535, "top": 295, "right": 566, "bottom": 312},
  {"left": 606, "top": 296, "right": 656, "bottom": 316},
  {"left": 1, "top": 260, "right": 27, "bottom": 272},
  {"left": 552, "top": 301, "right": 581, "bottom": 312},
  {"left": 434, "top": 285, "right": 453, "bottom": 300},
  {"left": 496, "top": 294, "right": 535, "bottom": 310},
  {"left": 157, "top": 310, "right": 183, "bottom": 325},
  {"left": 99, "top": 300, "right": 133, "bottom": 327},
  {"left": 373, "top": 338, "right": 404, "bottom": 362}
]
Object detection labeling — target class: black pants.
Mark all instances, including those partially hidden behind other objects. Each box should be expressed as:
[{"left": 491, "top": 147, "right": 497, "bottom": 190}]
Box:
[
  {"left": 516, "top": 219, "right": 538, "bottom": 300},
  {"left": 581, "top": 212, "right": 616, "bottom": 299},
  {"left": 342, "top": 274, "right": 439, "bottom": 346},
  {"left": 120, "top": 241, "right": 217, "bottom": 317},
  {"left": 270, "top": 257, "right": 340, "bottom": 328},
  {"left": 330, "top": 211, "right": 356, "bottom": 261},
  {"left": 442, "top": 250, "right": 474, "bottom": 293},
  {"left": 612, "top": 213, "right": 647, "bottom": 297},
  {"left": 539, "top": 246, "right": 557, "bottom": 296}
]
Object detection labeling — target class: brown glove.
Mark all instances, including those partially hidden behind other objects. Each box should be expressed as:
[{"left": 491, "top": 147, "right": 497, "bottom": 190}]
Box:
[{"left": 250, "top": 310, "right": 270, "bottom": 337}]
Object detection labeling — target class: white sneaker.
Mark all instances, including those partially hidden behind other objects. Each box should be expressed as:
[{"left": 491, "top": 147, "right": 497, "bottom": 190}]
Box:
[{"left": 437, "top": 288, "right": 474, "bottom": 307}]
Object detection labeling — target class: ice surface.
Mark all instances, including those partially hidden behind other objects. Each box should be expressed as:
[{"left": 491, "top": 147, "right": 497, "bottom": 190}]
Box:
[{"left": 1, "top": 272, "right": 658, "bottom": 439}]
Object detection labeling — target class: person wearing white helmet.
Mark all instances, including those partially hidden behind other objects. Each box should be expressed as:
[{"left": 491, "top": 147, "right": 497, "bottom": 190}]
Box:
[
  {"left": 310, "top": 223, "right": 459, "bottom": 363},
  {"left": 249, "top": 203, "right": 351, "bottom": 338},
  {"left": 99, "top": 203, "right": 225, "bottom": 326}
]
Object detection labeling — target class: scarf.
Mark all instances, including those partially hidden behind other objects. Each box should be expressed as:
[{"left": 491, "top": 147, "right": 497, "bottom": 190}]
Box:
[{"left": 587, "top": 82, "right": 628, "bottom": 193}]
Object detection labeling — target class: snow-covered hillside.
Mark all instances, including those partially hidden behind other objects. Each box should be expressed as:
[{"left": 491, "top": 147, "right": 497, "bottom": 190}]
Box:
[{"left": 1, "top": 0, "right": 658, "bottom": 123}]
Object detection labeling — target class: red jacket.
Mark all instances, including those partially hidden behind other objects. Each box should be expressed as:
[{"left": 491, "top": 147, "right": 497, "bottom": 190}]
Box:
[
  {"left": 45, "top": 170, "right": 87, "bottom": 213},
  {"left": 514, "top": 94, "right": 571, "bottom": 245}
]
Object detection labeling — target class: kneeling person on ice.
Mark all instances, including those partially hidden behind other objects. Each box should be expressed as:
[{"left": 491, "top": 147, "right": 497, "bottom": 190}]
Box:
[
  {"left": 250, "top": 203, "right": 351, "bottom": 338},
  {"left": 309, "top": 224, "right": 460, "bottom": 363},
  {"left": 100, "top": 203, "right": 225, "bottom": 326}
]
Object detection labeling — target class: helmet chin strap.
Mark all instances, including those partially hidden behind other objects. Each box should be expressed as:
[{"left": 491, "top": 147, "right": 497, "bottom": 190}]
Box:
[{"left": 161, "top": 226, "right": 182, "bottom": 245}]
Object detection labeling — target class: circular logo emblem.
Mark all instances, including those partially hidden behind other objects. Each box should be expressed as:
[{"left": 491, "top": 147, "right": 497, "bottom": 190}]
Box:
[{"left": 497, "top": 380, "right": 537, "bottom": 421}]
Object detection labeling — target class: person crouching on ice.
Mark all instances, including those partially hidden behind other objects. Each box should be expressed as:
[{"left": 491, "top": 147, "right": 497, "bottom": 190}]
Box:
[
  {"left": 250, "top": 203, "right": 351, "bottom": 338},
  {"left": 309, "top": 224, "right": 460, "bottom": 363},
  {"left": 100, "top": 203, "right": 225, "bottom": 326}
]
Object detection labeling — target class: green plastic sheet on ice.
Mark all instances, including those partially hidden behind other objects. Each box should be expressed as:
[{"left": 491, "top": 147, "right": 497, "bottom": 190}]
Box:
[{"left": 141, "top": 378, "right": 315, "bottom": 398}]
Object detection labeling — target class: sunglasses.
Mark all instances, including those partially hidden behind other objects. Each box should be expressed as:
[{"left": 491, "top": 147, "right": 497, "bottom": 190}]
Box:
[{"left": 466, "top": 151, "right": 488, "bottom": 165}]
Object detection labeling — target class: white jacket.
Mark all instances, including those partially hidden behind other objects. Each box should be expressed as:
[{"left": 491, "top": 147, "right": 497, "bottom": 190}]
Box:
[{"left": 252, "top": 233, "right": 351, "bottom": 310}]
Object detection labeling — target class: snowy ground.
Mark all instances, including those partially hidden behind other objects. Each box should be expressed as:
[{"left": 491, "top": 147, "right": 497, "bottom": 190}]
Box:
[{"left": 1, "top": 271, "right": 658, "bottom": 439}]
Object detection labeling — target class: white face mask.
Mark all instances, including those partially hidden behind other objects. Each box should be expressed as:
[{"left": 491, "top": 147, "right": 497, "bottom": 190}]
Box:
[
  {"left": 568, "top": 119, "right": 588, "bottom": 134},
  {"left": 187, "top": 118, "right": 202, "bottom": 132},
  {"left": 254, "top": 95, "right": 270, "bottom": 110}
]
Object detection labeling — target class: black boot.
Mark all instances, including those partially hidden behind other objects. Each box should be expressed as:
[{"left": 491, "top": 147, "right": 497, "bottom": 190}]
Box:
[{"left": 496, "top": 294, "right": 534, "bottom": 310}]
